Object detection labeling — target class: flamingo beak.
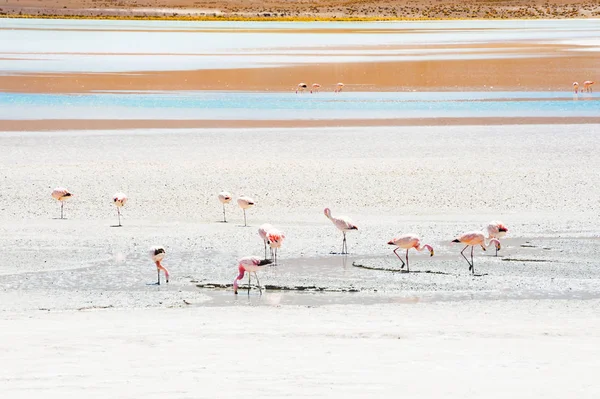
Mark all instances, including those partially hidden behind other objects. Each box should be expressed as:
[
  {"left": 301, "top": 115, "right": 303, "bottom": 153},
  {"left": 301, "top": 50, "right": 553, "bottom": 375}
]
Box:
[
  {"left": 497, "top": 242, "right": 502, "bottom": 250},
  {"left": 430, "top": 249, "right": 434, "bottom": 257}
]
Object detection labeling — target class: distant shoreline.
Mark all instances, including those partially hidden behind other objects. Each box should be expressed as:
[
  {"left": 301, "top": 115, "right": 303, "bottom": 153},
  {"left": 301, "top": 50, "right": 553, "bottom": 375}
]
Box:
[{"left": 1, "top": 14, "right": 598, "bottom": 22}]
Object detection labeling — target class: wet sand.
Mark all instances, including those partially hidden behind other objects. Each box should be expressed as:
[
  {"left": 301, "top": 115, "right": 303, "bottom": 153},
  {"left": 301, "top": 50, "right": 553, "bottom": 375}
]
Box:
[
  {"left": 2, "top": 116, "right": 600, "bottom": 131},
  {"left": 2, "top": 52, "right": 598, "bottom": 93}
]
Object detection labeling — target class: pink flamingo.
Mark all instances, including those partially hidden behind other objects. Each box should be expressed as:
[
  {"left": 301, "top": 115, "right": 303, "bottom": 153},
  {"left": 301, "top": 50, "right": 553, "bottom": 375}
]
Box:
[
  {"left": 112, "top": 192, "right": 127, "bottom": 227},
  {"left": 583, "top": 81, "right": 595, "bottom": 93},
  {"left": 233, "top": 256, "right": 273, "bottom": 295},
  {"left": 311, "top": 83, "right": 321, "bottom": 93},
  {"left": 334, "top": 82, "right": 344, "bottom": 93},
  {"left": 218, "top": 191, "right": 232, "bottom": 222},
  {"left": 324, "top": 208, "right": 358, "bottom": 254},
  {"left": 51, "top": 187, "right": 73, "bottom": 219},
  {"left": 266, "top": 228, "right": 285, "bottom": 261},
  {"left": 452, "top": 231, "right": 500, "bottom": 275},
  {"left": 573, "top": 82, "right": 579, "bottom": 94},
  {"left": 486, "top": 221, "right": 508, "bottom": 256},
  {"left": 237, "top": 196, "right": 255, "bottom": 226},
  {"left": 258, "top": 223, "right": 274, "bottom": 258},
  {"left": 150, "top": 246, "right": 169, "bottom": 285},
  {"left": 296, "top": 83, "right": 308, "bottom": 94},
  {"left": 387, "top": 233, "right": 434, "bottom": 272}
]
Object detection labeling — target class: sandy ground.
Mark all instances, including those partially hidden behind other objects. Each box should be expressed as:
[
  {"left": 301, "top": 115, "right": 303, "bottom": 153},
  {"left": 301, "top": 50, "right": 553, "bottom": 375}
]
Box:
[
  {"left": 2, "top": 50, "right": 598, "bottom": 93},
  {"left": 2, "top": 116, "right": 600, "bottom": 131},
  {"left": 1, "top": 300, "right": 600, "bottom": 397},
  {"left": 2, "top": 0, "right": 600, "bottom": 19}
]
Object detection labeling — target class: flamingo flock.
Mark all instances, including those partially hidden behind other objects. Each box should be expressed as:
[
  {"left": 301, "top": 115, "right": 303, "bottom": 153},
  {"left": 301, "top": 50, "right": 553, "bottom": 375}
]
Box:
[
  {"left": 573, "top": 80, "right": 595, "bottom": 94},
  {"left": 49, "top": 187, "right": 510, "bottom": 292},
  {"left": 296, "top": 82, "right": 344, "bottom": 93}
]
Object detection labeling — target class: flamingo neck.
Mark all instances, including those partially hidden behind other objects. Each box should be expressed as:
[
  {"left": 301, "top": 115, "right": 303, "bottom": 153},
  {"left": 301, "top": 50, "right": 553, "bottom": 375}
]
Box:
[
  {"left": 484, "top": 238, "right": 500, "bottom": 248},
  {"left": 233, "top": 265, "right": 245, "bottom": 291},
  {"left": 416, "top": 244, "right": 433, "bottom": 253}
]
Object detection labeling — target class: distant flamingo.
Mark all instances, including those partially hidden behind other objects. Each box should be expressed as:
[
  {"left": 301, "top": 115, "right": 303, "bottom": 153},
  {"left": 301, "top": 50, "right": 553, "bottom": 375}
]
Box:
[
  {"left": 573, "top": 82, "right": 579, "bottom": 93},
  {"left": 258, "top": 223, "right": 274, "bottom": 258},
  {"left": 233, "top": 256, "right": 273, "bottom": 295},
  {"left": 452, "top": 231, "right": 500, "bottom": 275},
  {"left": 311, "top": 83, "right": 321, "bottom": 93},
  {"left": 486, "top": 221, "right": 508, "bottom": 256},
  {"left": 51, "top": 187, "right": 73, "bottom": 219},
  {"left": 112, "top": 192, "right": 127, "bottom": 227},
  {"left": 150, "top": 245, "right": 169, "bottom": 285},
  {"left": 266, "top": 228, "right": 285, "bottom": 261},
  {"left": 218, "top": 191, "right": 232, "bottom": 222},
  {"left": 296, "top": 83, "right": 308, "bottom": 94},
  {"left": 324, "top": 208, "right": 358, "bottom": 254},
  {"left": 237, "top": 196, "right": 255, "bottom": 226},
  {"left": 387, "top": 233, "right": 434, "bottom": 272},
  {"left": 335, "top": 82, "right": 345, "bottom": 93},
  {"left": 583, "top": 81, "right": 595, "bottom": 93}
]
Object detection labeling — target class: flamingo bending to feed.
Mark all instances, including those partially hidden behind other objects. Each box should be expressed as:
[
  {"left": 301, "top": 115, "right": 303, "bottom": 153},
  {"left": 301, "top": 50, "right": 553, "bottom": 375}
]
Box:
[
  {"left": 486, "top": 221, "right": 508, "bottom": 256},
  {"left": 237, "top": 196, "right": 255, "bottom": 226},
  {"left": 583, "top": 81, "right": 595, "bottom": 93},
  {"left": 258, "top": 223, "right": 274, "bottom": 259},
  {"left": 311, "top": 83, "right": 321, "bottom": 93},
  {"left": 233, "top": 256, "right": 273, "bottom": 295},
  {"left": 324, "top": 208, "right": 358, "bottom": 254},
  {"left": 218, "top": 191, "right": 232, "bottom": 222},
  {"left": 387, "top": 234, "right": 434, "bottom": 272},
  {"left": 51, "top": 187, "right": 73, "bottom": 219},
  {"left": 296, "top": 83, "right": 308, "bottom": 93},
  {"left": 112, "top": 192, "right": 127, "bottom": 227},
  {"left": 266, "top": 228, "right": 285, "bottom": 261},
  {"left": 452, "top": 231, "right": 500, "bottom": 275},
  {"left": 150, "top": 246, "right": 169, "bottom": 285},
  {"left": 335, "top": 82, "right": 344, "bottom": 93}
]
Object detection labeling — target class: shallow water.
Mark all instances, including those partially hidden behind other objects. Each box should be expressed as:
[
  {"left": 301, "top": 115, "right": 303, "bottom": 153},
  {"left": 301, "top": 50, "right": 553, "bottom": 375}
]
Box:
[
  {"left": 0, "top": 18, "right": 599, "bottom": 73},
  {"left": 0, "top": 91, "right": 597, "bottom": 120}
]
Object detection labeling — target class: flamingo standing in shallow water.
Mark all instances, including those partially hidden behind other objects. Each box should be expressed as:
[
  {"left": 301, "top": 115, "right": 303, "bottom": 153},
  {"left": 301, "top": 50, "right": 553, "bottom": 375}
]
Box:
[
  {"left": 258, "top": 223, "right": 274, "bottom": 259},
  {"left": 266, "top": 228, "right": 285, "bottom": 261},
  {"left": 233, "top": 256, "right": 273, "bottom": 295},
  {"left": 583, "top": 81, "right": 595, "bottom": 93},
  {"left": 324, "top": 208, "right": 358, "bottom": 254},
  {"left": 387, "top": 233, "right": 434, "bottom": 272},
  {"left": 311, "top": 83, "right": 321, "bottom": 93},
  {"left": 237, "top": 196, "right": 255, "bottom": 226},
  {"left": 296, "top": 83, "right": 308, "bottom": 93},
  {"left": 335, "top": 82, "right": 344, "bottom": 93},
  {"left": 112, "top": 192, "right": 127, "bottom": 227},
  {"left": 573, "top": 82, "right": 579, "bottom": 94},
  {"left": 218, "top": 191, "right": 232, "bottom": 222},
  {"left": 486, "top": 221, "right": 508, "bottom": 256},
  {"left": 452, "top": 231, "right": 500, "bottom": 275},
  {"left": 150, "top": 246, "right": 169, "bottom": 285},
  {"left": 51, "top": 187, "right": 73, "bottom": 219}
]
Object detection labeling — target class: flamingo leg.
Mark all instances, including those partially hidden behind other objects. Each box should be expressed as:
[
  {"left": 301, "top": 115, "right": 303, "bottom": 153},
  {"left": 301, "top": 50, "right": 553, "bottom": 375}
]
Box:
[
  {"left": 247, "top": 272, "right": 251, "bottom": 295},
  {"left": 254, "top": 272, "right": 262, "bottom": 295},
  {"left": 264, "top": 241, "right": 267, "bottom": 259},
  {"left": 393, "top": 247, "right": 406, "bottom": 269},
  {"left": 117, "top": 207, "right": 121, "bottom": 227},
  {"left": 157, "top": 269, "right": 160, "bottom": 285},
  {"left": 471, "top": 246, "right": 475, "bottom": 274},
  {"left": 406, "top": 249, "right": 410, "bottom": 273},
  {"left": 243, "top": 209, "right": 247, "bottom": 227},
  {"left": 342, "top": 232, "right": 347, "bottom": 254},
  {"left": 223, "top": 203, "right": 227, "bottom": 223},
  {"left": 460, "top": 245, "right": 474, "bottom": 272},
  {"left": 60, "top": 202, "right": 64, "bottom": 219}
]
